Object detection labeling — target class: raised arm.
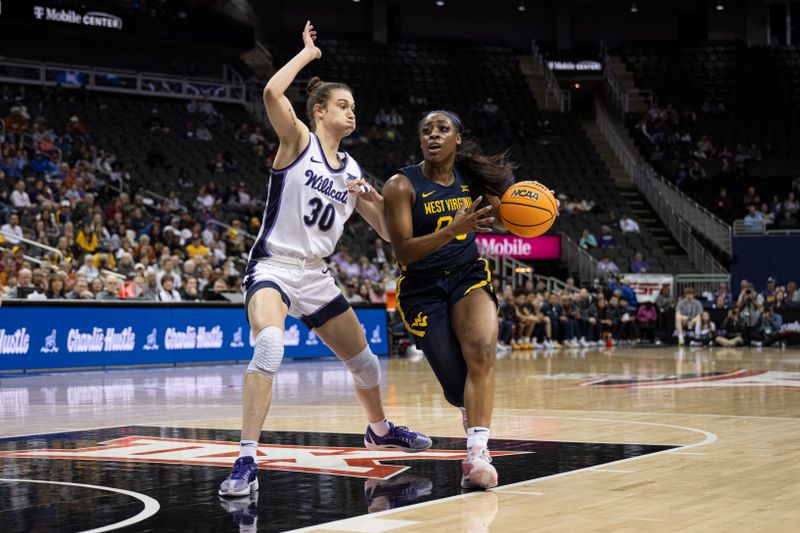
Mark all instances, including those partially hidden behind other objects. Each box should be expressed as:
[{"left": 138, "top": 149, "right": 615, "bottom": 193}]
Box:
[
  {"left": 382, "top": 173, "right": 494, "bottom": 266},
  {"left": 262, "top": 21, "right": 319, "bottom": 160}
]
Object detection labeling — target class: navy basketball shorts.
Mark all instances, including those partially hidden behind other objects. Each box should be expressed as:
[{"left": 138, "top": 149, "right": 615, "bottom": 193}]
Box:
[{"left": 395, "top": 258, "right": 497, "bottom": 407}]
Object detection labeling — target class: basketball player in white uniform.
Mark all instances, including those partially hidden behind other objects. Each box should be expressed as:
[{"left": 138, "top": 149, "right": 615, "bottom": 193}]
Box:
[{"left": 219, "top": 21, "right": 431, "bottom": 497}]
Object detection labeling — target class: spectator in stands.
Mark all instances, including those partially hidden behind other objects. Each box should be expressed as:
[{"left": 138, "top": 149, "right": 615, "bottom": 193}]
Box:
[
  {"left": 773, "top": 287, "right": 788, "bottom": 312},
  {"left": 10, "top": 180, "right": 31, "bottom": 209},
  {"left": 616, "top": 297, "right": 637, "bottom": 343},
  {"left": 630, "top": 252, "right": 649, "bottom": 273},
  {"left": 77, "top": 254, "right": 99, "bottom": 281},
  {"left": 619, "top": 213, "right": 641, "bottom": 233},
  {"left": 675, "top": 287, "right": 703, "bottom": 345},
  {"left": 6, "top": 267, "right": 33, "bottom": 299},
  {"left": 76, "top": 222, "right": 99, "bottom": 255},
  {"left": 66, "top": 277, "right": 93, "bottom": 300},
  {"left": 195, "top": 124, "right": 213, "bottom": 141},
  {"left": 598, "top": 225, "right": 617, "bottom": 248},
  {"left": 743, "top": 205, "right": 763, "bottom": 230},
  {"left": 597, "top": 256, "right": 619, "bottom": 276},
  {"left": 559, "top": 294, "right": 580, "bottom": 347},
  {"left": 636, "top": 300, "right": 657, "bottom": 343},
  {"left": 96, "top": 276, "right": 121, "bottom": 300},
  {"left": 180, "top": 276, "right": 200, "bottom": 301},
  {"left": 142, "top": 271, "right": 159, "bottom": 300},
  {"left": 158, "top": 274, "right": 181, "bottom": 302},
  {"left": 605, "top": 295, "right": 623, "bottom": 343},
  {"left": 713, "top": 283, "right": 732, "bottom": 308},
  {"left": 743, "top": 186, "right": 760, "bottom": 209},
  {"left": 497, "top": 296, "right": 515, "bottom": 351},
  {"left": 760, "top": 277, "right": 777, "bottom": 307},
  {"left": 737, "top": 285, "right": 762, "bottom": 334},
  {"left": 578, "top": 229, "right": 597, "bottom": 249},
  {"left": 715, "top": 308, "right": 747, "bottom": 346},
  {"left": 691, "top": 311, "right": 716, "bottom": 346},
  {"left": 196, "top": 187, "right": 216, "bottom": 210},
  {"left": 344, "top": 278, "right": 363, "bottom": 304},
  {"left": 186, "top": 235, "right": 210, "bottom": 259},
  {"left": 89, "top": 276, "right": 105, "bottom": 297},
  {"left": 759, "top": 203, "right": 774, "bottom": 226},
  {"left": 1, "top": 212, "right": 23, "bottom": 244},
  {"left": 786, "top": 281, "right": 800, "bottom": 307},
  {"left": 785, "top": 193, "right": 799, "bottom": 216},
  {"left": 65, "top": 116, "right": 87, "bottom": 140},
  {"left": 358, "top": 255, "right": 380, "bottom": 282},
  {"left": 367, "top": 237, "right": 390, "bottom": 266},
  {"left": 749, "top": 307, "right": 783, "bottom": 347},
  {"left": 688, "top": 160, "right": 706, "bottom": 181},
  {"left": 778, "top": 211, "right": 798, "bottom": 229}
]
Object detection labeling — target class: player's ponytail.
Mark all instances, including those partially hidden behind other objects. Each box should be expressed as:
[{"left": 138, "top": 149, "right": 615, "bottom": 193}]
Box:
[
  {"left": 306, "top": 77, "right": 352, "bottom": 132},
  {"left": 455, "top": 139, "right": 517, "bottom": 200}
]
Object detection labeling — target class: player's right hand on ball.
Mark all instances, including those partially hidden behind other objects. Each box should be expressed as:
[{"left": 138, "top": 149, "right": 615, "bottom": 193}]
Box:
[{"left": 450, "top": 195, "right": 494, "bottom": 235}]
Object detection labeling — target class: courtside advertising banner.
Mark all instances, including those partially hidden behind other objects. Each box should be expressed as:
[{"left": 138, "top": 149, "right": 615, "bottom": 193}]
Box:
[
  {"left": 475, "top": 234, "right": 560, "bottom": 260},
  {"left": 620, "top": 273, "right": 674, "bottom": 303},
  {"left": 0, "top": 305, "right": 388, "bottom": 371}
]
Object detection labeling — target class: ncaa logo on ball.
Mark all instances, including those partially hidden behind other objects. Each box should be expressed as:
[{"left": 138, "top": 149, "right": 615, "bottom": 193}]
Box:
[{"left": 510, "top": 189, "right": 540, "bottom": 200}]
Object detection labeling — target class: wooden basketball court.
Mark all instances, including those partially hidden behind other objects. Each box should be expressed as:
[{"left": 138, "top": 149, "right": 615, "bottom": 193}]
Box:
[{"left": 1, "top": 346, "right": 798, "bottom": 531}]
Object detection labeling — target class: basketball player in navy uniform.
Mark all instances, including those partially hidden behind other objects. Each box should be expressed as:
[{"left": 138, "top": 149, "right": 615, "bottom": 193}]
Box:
[
  {"left": 383, "top": 110, "right": 518, "bottom": 489},
  {"left": 219, "top": 21, "right": 431, "bottom": 497}
]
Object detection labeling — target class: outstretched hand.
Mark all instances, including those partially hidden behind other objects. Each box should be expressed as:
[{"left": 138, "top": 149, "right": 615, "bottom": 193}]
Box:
[
  {"left": 450, "top": 195, "right": 494, "bottom": 235},
  {"left": 347, "top": 179, "right": 382, "bottom": 203},
  {"left": 303, "top": 20, "right": 322, "bottom": 59}
]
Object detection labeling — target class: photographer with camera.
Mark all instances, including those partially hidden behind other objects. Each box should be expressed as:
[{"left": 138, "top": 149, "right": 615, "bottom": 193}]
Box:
[
  {"left": 735, "top": 283, "right": 770, "bottom": 346},
  {"left": 715, "top": 307, "right": 748, "bottom": 347}
]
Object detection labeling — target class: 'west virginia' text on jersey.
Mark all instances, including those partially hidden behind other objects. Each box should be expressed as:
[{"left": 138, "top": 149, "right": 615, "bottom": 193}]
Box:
[{"left": 399, "top": 163, "right": 479, "bottom": 273}]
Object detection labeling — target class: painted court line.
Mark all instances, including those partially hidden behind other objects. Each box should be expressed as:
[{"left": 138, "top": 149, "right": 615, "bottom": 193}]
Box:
[
  {"left": 285, "top": 417, "right": 718, "bottom": 533},
  {"left": 0, "top": 478, "right": 160, "bottom": 532},
  {"left": 590, "top": 468, "right": 634, "bottom": 473}
]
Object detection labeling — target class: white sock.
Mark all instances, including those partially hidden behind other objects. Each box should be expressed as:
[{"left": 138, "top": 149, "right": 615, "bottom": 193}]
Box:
[
  {"left": 466, "top": 426, "right": 490, "bottom": 451},
  {"left": 239, "top": 440, "right": 258, "bottom": 461},
  {"left": 369, "top": 418, "right": 391, "bottom": 437}
]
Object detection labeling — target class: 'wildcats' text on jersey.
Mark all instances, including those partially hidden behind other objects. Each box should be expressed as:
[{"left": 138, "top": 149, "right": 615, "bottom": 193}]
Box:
[{"left": 248, "top": 133, "right": 362, "bottom": 261}]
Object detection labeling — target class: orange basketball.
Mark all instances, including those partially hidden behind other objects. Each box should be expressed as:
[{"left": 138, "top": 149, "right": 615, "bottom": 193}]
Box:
[{"left": 499, "top": 181, "right": 558, "bottom": 238}]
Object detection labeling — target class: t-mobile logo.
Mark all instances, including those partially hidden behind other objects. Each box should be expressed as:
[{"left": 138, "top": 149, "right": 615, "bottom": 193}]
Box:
[{"left": 33, "top": 6, "right": 44, "bottom": 19}]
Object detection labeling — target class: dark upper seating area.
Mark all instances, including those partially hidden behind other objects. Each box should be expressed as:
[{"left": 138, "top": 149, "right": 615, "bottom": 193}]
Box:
[
  {"left": 618, "top": 42, "right": 800, "bottom": 224},
  {"left": 1, "top": 36, "right": 693, "bottom": 274}
]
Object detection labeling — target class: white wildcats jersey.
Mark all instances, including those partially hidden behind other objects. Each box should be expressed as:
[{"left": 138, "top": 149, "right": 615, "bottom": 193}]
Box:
[{"left": 248, "top": 133, "right": 361, "bottom": 261}]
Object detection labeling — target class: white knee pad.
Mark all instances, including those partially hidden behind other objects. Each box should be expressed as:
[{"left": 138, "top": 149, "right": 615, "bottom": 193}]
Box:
[
  {"left": 343, "top": 346, "right": 381, "bottom": 389},
  {"left": 246, "top": 326, "right": 284, "bottom": 380}
]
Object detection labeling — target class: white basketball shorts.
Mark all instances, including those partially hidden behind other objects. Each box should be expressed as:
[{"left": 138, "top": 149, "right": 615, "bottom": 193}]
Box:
[{"left": 242, "top": 257, "right": 351, "bottom": 329}]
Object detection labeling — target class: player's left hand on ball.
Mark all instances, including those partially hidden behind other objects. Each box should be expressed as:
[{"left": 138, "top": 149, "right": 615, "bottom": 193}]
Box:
[{"left": 347, "top": 179, "right": 381, "bottom": 202}]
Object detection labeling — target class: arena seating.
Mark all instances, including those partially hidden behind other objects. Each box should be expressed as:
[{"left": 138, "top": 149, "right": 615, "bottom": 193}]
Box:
[{"left": 618, "top": 41, "right": 800, "bottom": 221}]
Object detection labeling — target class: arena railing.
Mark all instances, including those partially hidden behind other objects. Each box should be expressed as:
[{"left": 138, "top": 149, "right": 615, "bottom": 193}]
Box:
[
  {"left": 674, "top": 274, "right": 731, "bottom": 299},
  {"left": 0, "top": 229, "right": 126, "bottom": 282},
  {"left": 207, "top": 218, "right": 257, "bottom": 241},
  {"left": 21, "top": 133, "right": 63, "bottom": 166},
  {"left": 531, "top": 40, "right": 571, "bottom": 112},
  {"left": 560, "top": 234, "right": 599, "bottom": 285},
  {"left": 487, "top": 254, "right": 534, "bottom": 290},
  {"left": 0, "top": 58, "right": 246, "bottom": 104},
  {"left": 733, "top": 219, "right": 800, "bottom": 236},
  {"left": 596, "top": 101, "right": 732, "bottom": 257}
]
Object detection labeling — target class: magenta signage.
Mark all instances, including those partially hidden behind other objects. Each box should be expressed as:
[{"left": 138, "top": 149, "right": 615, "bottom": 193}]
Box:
[{"left": 475, "top": 234, "right": 560, "bottom": 260}]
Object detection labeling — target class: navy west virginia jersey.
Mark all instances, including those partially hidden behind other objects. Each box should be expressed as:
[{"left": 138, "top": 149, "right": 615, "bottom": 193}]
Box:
[{"left": 399, "top": 163, "right": 480, "bottom": 273}]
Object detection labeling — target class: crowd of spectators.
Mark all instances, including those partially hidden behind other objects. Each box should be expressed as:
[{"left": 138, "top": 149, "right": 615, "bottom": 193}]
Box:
[
  {"left": 484, "top": 274, "right": 800, "bottom": 352},
  {"left": 634, "top": 101, "right": 769, "bottom": 187},
  {"left": 724, "top": 180, "right": 800, "bottom": 230}
]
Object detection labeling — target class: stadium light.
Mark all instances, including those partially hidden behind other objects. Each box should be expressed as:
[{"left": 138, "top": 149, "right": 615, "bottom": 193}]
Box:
[
  {"left": 716, "top": 2, "right": 724, "bottom": 11},
  {"left": 630, "top": 2, "right": 638, "bottom": 13},
  {"left": 518, "top": 1, "right": 526, "bottom": 12},
  {"left": 436, "top": 0, "right": 445, "bottom": 6}
]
